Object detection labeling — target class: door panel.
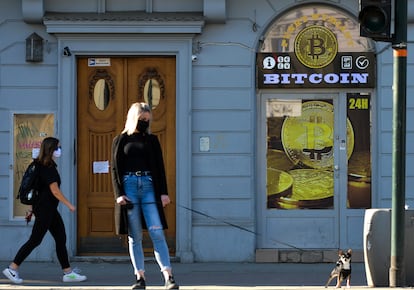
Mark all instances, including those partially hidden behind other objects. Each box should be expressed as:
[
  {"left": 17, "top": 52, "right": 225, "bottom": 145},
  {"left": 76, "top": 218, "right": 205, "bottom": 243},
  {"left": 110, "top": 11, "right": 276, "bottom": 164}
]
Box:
[
  {"left": 126, "top": 57, "right": 176, "bottom": 252},
  {"left": 260, "top": 92, "right": 371, "bottom": 250},
  {"left": 260, "top": 93, "right": 340, "bottom": 249},
  {"left": 77, "top": 58, "right": 125, "bottom": 254},
  {"left": 77, "top": 57, "right": 176, "bottom": 255},
  {"left": 266, "top": 98, "right": 340, "bottom": 210}
]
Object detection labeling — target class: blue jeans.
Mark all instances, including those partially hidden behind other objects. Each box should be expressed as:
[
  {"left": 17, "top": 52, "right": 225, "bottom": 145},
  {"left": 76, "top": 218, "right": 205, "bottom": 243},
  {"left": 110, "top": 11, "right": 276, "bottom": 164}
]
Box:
[{"left": 123, "top": 174, "right": 171, "bottom": 274}]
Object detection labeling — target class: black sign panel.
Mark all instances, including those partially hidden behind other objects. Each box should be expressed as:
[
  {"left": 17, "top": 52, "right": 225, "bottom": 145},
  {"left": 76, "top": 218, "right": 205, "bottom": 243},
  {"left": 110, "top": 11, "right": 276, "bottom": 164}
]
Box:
[{"left": 257, "top": 52, "right": 376, "bottom": 89}]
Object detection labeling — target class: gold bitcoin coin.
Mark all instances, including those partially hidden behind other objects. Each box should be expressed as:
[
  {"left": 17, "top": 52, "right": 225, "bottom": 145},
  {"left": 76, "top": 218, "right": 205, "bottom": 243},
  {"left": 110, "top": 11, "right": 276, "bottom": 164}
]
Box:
[
  {"left": 273, "top": 169, "right": 334, "bottom": 209},
  {"left": 281, "top": 101, "right": 354, "bottom": 170},
  {"left": 267, "top": 168, "right": 293, "bottom": 208},
  {"left": 289, "top": 169, "right": 333, "bottom": 200},
  {"left": 267, "top": 168, "right": 293, "bottom": 197},
  {"left": 294, "top": 25, "right": 338, "bottom": 69},
  {"left": 348, "top": 150, "right": 371, "bottom": 178},
  {"left": 347, "top": 150, "right": 371, "bottom": 208}
]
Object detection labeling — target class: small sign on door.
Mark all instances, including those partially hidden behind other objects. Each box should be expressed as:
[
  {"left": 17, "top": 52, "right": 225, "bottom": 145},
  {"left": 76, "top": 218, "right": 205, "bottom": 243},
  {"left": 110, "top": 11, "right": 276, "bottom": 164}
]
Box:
[
  {"left": 88, "top": 58, "right": 111, "bottom": 67},
  {"left": 93, "top": 160, "right": 109, "bottom": 174}
]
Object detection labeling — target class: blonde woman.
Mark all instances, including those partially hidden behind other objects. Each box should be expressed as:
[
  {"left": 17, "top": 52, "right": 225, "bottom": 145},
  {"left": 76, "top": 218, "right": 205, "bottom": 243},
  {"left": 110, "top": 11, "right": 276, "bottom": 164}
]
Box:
[{"left": 111, "top": 103, "right": 178, "bottom": 290}]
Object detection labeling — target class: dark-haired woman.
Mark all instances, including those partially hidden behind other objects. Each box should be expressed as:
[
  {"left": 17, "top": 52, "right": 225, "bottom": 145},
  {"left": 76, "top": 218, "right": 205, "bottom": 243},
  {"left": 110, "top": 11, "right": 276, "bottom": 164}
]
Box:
[{"left": 2, "top": 137, "right": 87, "bottom": 284}]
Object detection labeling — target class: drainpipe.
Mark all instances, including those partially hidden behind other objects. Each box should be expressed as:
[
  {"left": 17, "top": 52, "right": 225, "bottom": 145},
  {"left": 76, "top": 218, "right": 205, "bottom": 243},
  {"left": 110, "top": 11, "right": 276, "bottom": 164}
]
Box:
[
  {"left": 22, "top": 0, "right": 44, "bottom": 24},
  {"left": 204, "top": 0, "right": 226, "bottom": 23}
]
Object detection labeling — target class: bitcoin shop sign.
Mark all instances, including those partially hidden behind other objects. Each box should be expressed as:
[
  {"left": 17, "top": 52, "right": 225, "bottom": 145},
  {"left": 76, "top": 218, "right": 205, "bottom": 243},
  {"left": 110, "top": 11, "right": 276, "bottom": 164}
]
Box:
[
  {"left": 257, "top": 52, "right": 375, "bottom": 89},
  {"left": 257, "top": 25, "right": 376, "bottom": 89}
]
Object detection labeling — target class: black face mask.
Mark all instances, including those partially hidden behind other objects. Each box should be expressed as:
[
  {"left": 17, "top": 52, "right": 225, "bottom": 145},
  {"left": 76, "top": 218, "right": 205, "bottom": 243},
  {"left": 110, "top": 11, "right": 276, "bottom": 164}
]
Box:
[{"left": 137, "top": 120, "right": 149, "bottom": 132}]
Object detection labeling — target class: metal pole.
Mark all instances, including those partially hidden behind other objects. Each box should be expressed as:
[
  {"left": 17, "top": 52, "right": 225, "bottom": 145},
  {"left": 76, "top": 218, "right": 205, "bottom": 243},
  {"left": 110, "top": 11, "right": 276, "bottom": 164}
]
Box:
[{"left": 389, "top": 0, "right": 407, "bottom": 287}]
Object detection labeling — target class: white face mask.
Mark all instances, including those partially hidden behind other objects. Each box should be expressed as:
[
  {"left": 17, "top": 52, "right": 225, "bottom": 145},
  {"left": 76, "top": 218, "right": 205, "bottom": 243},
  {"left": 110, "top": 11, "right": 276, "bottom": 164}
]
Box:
[{"left": 53, "top": 147, "right": 62, "bottom": 158}]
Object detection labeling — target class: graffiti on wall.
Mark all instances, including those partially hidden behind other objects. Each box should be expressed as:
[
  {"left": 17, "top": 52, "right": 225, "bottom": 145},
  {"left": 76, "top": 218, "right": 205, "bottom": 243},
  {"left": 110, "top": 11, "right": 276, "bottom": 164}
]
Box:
[{"left": 13, "top": 113, "right": 54, "bottom": 217}]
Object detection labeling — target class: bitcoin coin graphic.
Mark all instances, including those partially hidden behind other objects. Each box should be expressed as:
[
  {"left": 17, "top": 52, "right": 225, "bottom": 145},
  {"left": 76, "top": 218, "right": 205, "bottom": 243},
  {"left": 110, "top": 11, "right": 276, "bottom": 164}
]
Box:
[
  {"left": 274, "top": 169, "right": 334, "bottom": 209},
  {"left": 289, "top": 169, "right": 333, "bottom": 200},
  {"left": 267, "top": 168, "right": 293, "bottom": 208},
  {"left": 281, "top": 101, "right": 354, "bottom": 170},
  {"left": 294, "top": 25, "right": 338, "bottom": 69},
  {"left": 267, "top": 168, "right": 293, "bottom": 197},
  {"left": 347, "top": 150, "right": 371, "bottom": 208}
]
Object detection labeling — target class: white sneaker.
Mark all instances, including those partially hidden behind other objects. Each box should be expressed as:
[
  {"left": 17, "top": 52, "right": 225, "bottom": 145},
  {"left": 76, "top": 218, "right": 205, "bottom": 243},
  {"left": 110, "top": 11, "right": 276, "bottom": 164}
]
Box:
[
  {"left": 2, "top": 268, "right": 23, "bottom": 284},
  {"left": 63, "top": 271, "right": 87, "bottom": 282}
]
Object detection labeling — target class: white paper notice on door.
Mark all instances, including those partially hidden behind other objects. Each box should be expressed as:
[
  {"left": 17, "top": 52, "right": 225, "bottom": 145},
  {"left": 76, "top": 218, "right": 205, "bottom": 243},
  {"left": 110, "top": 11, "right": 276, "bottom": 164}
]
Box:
[{"left": 93, "top": 160, "right": 109, "bottom": 174}]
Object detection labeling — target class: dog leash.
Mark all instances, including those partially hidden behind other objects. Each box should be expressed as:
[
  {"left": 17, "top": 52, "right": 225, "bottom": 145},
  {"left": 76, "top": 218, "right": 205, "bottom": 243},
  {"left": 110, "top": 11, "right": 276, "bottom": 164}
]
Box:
[{"left": 173, "top": 202, "right": 305, "bottom": 251}]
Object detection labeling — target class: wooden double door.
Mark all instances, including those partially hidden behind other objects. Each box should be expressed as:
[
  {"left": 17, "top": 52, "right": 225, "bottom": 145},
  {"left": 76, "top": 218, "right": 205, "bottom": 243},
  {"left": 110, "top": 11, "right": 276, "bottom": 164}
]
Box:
[{"left": 77, "top": 56, "right": 176, "bottom": 255}]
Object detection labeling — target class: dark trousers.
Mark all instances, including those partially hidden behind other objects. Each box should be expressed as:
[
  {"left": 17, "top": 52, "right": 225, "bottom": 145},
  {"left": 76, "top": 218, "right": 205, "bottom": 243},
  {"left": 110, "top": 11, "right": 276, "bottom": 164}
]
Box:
[{"left": 13, "top": 208, "right": 70, "bottom": 269}]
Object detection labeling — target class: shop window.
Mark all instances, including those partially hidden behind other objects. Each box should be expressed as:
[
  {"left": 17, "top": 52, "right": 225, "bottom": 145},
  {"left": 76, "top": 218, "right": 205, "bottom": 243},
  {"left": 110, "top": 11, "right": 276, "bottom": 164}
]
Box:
[
  {"left": 13, "top": 113, "right": 54, "bottom": 218},
  {"left": 347, "top": 93, "right": 372, "bottom": 208},
  {"left": 266, "top": 100, "right": 339, "bottom": 209},
  {"left": 261, "top": 4, "right": 373, "bottom": 210}
]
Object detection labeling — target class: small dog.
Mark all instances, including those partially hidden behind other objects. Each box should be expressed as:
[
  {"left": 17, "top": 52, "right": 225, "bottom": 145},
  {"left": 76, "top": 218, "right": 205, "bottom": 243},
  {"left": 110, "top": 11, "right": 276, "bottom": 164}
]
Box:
[{"left": 325, "top": 249, "right": 352, "bottom": 288}]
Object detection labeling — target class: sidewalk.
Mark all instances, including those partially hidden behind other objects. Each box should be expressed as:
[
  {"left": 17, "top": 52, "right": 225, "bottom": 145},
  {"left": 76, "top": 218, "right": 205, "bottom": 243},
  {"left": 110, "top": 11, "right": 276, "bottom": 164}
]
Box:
[{"left": 0, "top": 260, "right": 407, "bottom": 289}]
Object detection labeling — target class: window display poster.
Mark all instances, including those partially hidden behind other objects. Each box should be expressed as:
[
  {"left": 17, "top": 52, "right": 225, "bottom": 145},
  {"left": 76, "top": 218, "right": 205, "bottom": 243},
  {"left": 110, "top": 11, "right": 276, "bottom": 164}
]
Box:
[
  {"left": 266, "top": 96, "right": 371, "bottom": 209},
  {"left": 13, "top": 113, "right": 54, "bottom": 217},
  {"left": 346, "top": 93, "right": 371, "bottom": 208},
  {"left": 266, "top": 100, "right": 336, "bottom": 209}
]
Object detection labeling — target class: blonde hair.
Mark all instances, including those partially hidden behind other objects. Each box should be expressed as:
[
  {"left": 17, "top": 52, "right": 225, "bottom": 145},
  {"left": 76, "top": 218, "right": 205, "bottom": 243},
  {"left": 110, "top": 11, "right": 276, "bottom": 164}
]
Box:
[{"left": 122, "top": 102, "right": 151, "bottom": 135}]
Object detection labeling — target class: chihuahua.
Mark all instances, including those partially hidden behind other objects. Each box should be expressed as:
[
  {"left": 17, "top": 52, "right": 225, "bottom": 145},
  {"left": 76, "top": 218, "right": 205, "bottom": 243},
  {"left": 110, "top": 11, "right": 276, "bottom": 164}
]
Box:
[{"left": 325, "top": 249, "right": 352, "bottom": 288}]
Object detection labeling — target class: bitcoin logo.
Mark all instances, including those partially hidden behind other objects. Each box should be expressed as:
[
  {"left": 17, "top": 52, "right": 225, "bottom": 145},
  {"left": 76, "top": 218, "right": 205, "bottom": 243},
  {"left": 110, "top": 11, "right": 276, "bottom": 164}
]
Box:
[
  {"left": 281, "top": 101, "right": 354, "bottom": 170},
  {"left": 294, "top": 26, "right": 338, "bottom": 69}
]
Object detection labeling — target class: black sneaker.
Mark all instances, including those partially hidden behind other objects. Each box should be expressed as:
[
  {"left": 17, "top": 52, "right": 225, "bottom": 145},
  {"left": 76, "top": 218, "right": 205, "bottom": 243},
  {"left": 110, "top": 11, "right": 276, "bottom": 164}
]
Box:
[
  {"left": 132, "top": 277, "right": 146, "bottom": 289},
  {"left": 165, "top": 276, "right": 179, "bottom": 289}
]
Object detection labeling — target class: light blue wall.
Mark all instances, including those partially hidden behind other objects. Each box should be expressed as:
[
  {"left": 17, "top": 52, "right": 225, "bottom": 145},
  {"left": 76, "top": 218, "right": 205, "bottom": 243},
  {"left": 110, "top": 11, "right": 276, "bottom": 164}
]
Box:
[
  {"left": 190, "top": 1, "right": 257, "bottom": 261},
  {"left": 375, "top": 34, "right": 414, "bottom": 209},
  {"left": 0, "top": 0, "right": 59, "bottom": 261}
]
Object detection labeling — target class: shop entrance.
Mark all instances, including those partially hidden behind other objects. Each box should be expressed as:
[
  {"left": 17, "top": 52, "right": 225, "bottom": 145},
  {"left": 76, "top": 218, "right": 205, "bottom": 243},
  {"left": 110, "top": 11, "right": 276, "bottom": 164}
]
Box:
[
  {"left": 258, "top": 92, "right": 371, "bottom": 250},
  {"left": 76, "top": 56, "right": 176, "bottom": 255}
]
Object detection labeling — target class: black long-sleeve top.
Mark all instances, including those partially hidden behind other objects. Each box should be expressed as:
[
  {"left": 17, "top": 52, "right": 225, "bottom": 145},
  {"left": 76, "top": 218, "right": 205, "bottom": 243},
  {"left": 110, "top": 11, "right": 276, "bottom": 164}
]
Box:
[{"left": 111, "top": 132, "right": 169, "bottom": 234}]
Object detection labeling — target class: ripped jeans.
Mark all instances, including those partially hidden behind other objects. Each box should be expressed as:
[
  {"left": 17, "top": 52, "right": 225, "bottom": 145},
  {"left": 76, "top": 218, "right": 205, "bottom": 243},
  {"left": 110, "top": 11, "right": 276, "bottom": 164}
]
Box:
[{"left": 123, "top": 174, "right": 171, "bottom": 274}]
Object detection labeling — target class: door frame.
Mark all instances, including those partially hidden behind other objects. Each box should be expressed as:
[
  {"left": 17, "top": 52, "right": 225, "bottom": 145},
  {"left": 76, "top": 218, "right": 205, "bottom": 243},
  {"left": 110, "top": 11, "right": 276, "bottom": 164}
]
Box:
[
  {"left": 257, "top": 90, "right": 373, "bottom": 250},
  {"left": 54, "top": 35, "right": 195, "bottom": 262}
]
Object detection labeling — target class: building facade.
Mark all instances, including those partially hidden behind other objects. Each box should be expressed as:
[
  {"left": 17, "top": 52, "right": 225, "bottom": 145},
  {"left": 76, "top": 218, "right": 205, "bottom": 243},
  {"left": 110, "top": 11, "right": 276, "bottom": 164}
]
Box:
[{"left": 1, "top": 0, "right": 413, "bottom": 263}]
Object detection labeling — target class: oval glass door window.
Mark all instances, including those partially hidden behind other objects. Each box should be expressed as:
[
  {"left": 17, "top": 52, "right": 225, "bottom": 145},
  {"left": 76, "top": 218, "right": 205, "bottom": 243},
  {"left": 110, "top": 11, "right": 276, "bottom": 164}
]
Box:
[
  {"left": 93, "top": 79, "right": 110, "bottom": 111},
  {"left": 144, "top": 79, "right": 160, "bottom": 109}
]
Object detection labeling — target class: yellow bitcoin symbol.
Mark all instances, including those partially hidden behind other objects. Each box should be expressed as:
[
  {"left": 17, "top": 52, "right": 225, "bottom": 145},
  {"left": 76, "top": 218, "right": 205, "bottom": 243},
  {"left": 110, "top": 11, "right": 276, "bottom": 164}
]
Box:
[
  {"left": 294, "top": 26, "right": 338, "bottom": 69},
  {"left": 303, "top": 122, "right": 332, "bottom": 150},
  {"left": 281, "top": 101, "right": 354, "bottom": 170},
  {"left": 308, "top": 33, "right": 326, "bottom": 59}
]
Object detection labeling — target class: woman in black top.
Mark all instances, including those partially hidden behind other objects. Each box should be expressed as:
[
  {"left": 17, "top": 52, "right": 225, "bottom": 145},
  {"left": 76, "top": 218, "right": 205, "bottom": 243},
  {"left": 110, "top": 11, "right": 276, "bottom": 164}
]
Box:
[
  {"left": 2, "top": 137, "right": 87, "bottom": 284},
  {"left": 111, "top": 102, "right": 178, "bottom": 290}
]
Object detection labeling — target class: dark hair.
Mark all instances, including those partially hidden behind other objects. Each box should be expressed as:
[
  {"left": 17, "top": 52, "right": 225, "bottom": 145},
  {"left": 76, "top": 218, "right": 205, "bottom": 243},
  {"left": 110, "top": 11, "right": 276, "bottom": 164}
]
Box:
[{"left": 36, "top": 137, "right": 59, "bottom": 167}]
